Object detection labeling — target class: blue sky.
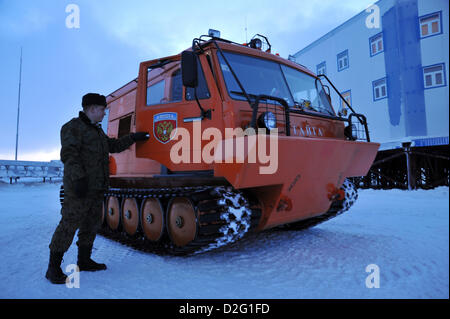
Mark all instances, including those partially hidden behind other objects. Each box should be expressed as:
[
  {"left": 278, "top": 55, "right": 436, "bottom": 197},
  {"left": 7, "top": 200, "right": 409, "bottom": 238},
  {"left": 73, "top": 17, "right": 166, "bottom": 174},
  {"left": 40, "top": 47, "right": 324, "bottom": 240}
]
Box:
[{"left": 0, "top": 0, "right": 375, "bottom": 161}]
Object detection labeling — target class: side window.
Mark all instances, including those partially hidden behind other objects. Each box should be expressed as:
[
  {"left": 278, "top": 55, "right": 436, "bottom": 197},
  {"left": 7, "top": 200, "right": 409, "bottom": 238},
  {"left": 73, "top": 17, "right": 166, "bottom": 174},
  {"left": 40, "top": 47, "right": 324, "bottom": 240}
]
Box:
[
  {"left": 146, "top": 80, "right": 165, "bottom": 105},
  {"left": 185, "top": 61, "right": 210, "bottom": 100},
  {"left": 170, "top": 69, "right": 183, "bottom": 102}
]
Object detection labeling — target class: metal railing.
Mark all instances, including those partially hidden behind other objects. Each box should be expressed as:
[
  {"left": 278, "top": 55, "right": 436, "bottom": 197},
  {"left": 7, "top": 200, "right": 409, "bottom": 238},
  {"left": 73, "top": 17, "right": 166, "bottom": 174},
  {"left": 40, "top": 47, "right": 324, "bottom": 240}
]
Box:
[
  {"left": 318, "top": 74, "right": 371, "bottom": 142},
  {"left": 0, "top": 160, "right": 63, "bottom": 184}
]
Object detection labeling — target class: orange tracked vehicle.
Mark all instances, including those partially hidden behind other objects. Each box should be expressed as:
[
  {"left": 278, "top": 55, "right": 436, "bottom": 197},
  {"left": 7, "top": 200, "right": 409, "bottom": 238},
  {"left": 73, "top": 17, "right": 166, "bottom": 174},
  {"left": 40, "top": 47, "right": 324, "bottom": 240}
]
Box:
[{"left": 63, "top": 31, "right": 379, "bottom": 255}]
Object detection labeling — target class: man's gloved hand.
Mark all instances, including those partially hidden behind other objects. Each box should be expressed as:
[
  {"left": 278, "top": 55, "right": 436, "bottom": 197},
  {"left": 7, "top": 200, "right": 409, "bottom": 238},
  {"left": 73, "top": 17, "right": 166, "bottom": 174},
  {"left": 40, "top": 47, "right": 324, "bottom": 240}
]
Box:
[
  {"left": 131, "top": 132, "right": 150, "bottom": 142},
  {"left": 73, "top": 177, "right": 88, "bottom": 198}
]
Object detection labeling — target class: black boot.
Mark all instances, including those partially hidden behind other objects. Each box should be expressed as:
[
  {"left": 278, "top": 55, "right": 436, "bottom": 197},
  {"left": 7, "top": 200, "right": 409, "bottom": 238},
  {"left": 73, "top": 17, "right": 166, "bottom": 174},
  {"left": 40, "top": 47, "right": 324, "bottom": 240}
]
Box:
[
  {"left": 46, "top": 251, "right": 67, "bottom": 284},
  {"left": 77, "top": 245, "right": 107, "bottom": 271}
]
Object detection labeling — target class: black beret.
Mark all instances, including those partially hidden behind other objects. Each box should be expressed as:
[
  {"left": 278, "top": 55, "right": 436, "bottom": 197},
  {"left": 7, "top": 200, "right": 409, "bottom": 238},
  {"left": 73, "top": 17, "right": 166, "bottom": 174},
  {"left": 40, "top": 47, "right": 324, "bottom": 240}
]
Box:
[{"left": 82, "top": 93, "right": 107, "bottom": 108}]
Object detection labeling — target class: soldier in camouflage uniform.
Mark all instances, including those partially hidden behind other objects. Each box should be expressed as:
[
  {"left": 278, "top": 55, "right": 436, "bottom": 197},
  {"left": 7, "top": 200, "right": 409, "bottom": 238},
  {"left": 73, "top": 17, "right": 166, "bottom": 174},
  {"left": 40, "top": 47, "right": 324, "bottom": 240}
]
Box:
[{"left": 46, "top": 93, "right": 149, "bottom": 284}]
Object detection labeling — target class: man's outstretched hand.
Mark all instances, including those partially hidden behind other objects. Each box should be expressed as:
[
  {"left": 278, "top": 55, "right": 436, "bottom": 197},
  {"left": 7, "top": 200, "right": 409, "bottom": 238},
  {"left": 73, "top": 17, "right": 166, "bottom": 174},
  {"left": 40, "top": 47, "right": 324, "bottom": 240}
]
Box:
[{"left": 131, "top": 132, "right": 150, "bottom": 141}]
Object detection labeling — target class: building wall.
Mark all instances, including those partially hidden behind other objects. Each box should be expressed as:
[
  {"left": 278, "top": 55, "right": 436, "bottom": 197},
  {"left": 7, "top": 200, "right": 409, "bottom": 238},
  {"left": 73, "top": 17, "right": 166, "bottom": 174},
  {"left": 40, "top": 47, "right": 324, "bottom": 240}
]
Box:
[
  {"left": 419, "top": 0, "right": 449, "bottom": 138},
  {"left": 292, "top": 0, "right": 448, "bottom": 147}
]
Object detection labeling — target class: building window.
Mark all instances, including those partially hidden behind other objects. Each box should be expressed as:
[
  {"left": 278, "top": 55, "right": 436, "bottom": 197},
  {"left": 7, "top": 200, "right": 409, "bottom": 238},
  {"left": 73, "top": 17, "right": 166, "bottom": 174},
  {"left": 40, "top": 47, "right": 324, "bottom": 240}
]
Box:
[
  {"left": 341, "top": 90, "right": 351, "bottom": 109},
  {"left": 316, "top": 61, "right": 326, "bottom": 75},
  {"left": 369, "top": 33, "right": 384, "bottom": 56},
  {"left": 372, "top": 77, "right": 388, "bottom": 101},
  {"left": 423, "top": 63, "right": 446, "bottom": 89},
  {"left": 419, "top": 12, "right": 442, "bottom": 38},
  {"left": 337, "top": 50, "right": 349, "bottom": 71}
]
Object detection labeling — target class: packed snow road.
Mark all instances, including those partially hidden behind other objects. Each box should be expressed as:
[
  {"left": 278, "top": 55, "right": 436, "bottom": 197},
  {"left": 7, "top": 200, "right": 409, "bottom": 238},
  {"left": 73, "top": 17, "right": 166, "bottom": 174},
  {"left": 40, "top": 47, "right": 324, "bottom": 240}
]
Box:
[{"left": 0, "top": 182, "right": 448, "bottom": 299}]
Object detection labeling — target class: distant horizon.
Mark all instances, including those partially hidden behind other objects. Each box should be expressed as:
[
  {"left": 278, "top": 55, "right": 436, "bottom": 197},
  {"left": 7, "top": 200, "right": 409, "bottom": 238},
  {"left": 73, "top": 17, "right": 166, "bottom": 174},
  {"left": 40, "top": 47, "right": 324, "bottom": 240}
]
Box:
[{"left": 0, "top": 148, "right": 60, "bottom": 162}]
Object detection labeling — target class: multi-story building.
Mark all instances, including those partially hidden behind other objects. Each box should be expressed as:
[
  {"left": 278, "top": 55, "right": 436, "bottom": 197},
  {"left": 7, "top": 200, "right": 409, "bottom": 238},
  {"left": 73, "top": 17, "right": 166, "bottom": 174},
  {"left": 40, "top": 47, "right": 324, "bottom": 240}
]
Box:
[{"left": 291, "top": 0, "right": 448, "bottom": 189}]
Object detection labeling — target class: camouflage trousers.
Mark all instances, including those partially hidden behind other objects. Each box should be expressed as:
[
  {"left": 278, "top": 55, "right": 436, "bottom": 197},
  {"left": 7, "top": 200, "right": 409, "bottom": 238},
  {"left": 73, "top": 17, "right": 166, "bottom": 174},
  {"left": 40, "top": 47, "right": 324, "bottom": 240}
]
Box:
[{"left": 49, "top": 193, "right": 104, "bottom": 253}]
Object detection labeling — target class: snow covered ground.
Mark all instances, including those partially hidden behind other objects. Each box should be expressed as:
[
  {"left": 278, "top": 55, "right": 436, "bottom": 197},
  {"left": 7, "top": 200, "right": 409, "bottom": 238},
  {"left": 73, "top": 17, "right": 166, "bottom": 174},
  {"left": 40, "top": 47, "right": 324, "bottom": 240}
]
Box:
[{"left": 0, "top": 181, "right": 448, "bottom": 299}]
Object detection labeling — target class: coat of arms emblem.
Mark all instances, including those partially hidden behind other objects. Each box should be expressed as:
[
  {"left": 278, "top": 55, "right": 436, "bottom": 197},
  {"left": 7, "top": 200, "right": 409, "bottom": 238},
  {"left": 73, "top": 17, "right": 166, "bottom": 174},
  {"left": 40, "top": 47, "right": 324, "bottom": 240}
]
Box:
[{"left": 153, "top": 112, "right": 177, "bottom": 144}]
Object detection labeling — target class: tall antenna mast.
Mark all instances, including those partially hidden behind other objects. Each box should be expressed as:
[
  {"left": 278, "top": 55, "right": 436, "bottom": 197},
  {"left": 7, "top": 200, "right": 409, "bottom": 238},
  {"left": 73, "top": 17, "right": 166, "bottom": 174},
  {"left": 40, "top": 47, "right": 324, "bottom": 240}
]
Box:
[
  {"left": 245, "top": 16, "right": 248, "bottom": 43},
  {"left": 15, "top": 47, "right": 23, "bottom": 161}
]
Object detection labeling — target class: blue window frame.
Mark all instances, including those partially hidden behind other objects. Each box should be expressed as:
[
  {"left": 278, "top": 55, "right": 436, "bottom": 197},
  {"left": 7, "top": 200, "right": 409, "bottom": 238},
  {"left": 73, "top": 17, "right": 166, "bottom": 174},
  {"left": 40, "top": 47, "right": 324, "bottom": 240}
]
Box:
[
  {"left": 419, "top": 11, "right": 443, "bottom": 39},
  {"left": 316, "top": 61, "right": 326, "bottom": 75},
  {"left": 372, "top": 77, "right": 388, "bottom": 101},
  {"left": 340, "top": 90, "right": 351, "bottom": 109},
  {"left": 423, "top": 63, "right": 446, "bottom": 89},
  {"left": 337, "top": 50, "right": 349, "bottom": 71},
  {"left": 369, "top": 32, "right": 384, "bottom": 57}
]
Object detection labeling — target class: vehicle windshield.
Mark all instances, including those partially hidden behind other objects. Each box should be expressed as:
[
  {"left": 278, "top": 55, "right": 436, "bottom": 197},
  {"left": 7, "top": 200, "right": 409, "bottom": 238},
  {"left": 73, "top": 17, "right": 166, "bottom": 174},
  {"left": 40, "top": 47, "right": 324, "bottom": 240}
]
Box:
[{"left": 217, "top": 51, "right": 335, "bottom": 116}]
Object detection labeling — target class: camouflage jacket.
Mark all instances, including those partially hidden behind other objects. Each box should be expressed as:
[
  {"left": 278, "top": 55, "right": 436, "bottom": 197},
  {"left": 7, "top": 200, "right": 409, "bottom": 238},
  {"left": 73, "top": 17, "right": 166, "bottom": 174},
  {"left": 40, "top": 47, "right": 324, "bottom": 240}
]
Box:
[{"left": 61, "top": 111, "right": 134, "bottom": 195}]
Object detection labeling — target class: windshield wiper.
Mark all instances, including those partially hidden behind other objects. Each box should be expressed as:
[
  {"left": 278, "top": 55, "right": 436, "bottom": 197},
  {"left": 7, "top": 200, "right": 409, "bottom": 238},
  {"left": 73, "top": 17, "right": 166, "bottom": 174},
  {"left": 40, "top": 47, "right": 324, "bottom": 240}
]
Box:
[
  {"left": 293, "top": 99, "right": 312, "bottom": 111},
  {"left": 231, "top": 91, "right": 288, "bottom": 106},
  {"left": 293, "top": 100, "right": 305, "bottom": 111},
  {"left": 230, "top": 90, "right": 255, "bottom": 99},
  {"left": 292, "top": 99, "right": 334, "bottom": 116},
  {"left": 316, "top": 105, "right": 335, "bottom": 116},
  {"left": 293, "top": 99, "right": 322, "bottom": 113}
]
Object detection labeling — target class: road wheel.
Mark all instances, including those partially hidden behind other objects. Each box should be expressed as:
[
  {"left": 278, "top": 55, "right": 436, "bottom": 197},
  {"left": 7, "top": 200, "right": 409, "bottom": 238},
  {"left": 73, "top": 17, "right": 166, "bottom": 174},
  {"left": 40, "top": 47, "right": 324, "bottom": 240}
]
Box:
[
  {"left": 122, "top": 198, "right": 139, "bottom": 236},
  {"left": 140, "top": 198, "right": 164, "bottom": 242},
  {"left": 167, "top": 197, "right": 197, "bottom": 247},
  {"left": 106, "top": 196, "right": 120, "bottom": 230}
]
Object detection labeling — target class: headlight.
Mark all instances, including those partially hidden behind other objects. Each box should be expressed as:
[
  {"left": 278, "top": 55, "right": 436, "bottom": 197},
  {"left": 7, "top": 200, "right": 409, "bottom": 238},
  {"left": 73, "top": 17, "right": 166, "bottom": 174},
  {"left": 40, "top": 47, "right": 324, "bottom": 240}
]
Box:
[
  {"left": 344, "top": 124, "right": 357, "bottom": 140},
  {"left": 250, "top": 38, "right": 262, "bottom": 50},
  {"left": 258, "top": 111, "right": 277, "bottom": 130},
  {"left": 208, "top": 29, "right": 221, "bottom": 38}
]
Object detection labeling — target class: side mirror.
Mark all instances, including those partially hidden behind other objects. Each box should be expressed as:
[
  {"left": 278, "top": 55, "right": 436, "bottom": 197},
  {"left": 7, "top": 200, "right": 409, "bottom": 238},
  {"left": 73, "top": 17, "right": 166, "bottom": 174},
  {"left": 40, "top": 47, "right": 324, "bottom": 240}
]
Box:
[{"left": 181, "top": 51, "right": 198, "bottom": 88}]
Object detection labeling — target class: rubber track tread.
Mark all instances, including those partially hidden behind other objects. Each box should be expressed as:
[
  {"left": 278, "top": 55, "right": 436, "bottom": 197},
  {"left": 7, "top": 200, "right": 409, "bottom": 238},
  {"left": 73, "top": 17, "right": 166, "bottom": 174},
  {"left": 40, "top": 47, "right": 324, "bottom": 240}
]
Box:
[{"left": 96, "top": 186, "right": 260, "bottom": 256}]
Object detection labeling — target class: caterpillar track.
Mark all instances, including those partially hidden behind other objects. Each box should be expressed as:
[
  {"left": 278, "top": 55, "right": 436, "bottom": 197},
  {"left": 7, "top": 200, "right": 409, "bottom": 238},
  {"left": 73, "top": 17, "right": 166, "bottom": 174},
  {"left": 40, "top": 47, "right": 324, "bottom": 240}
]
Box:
[
  {"left": 59, "top": 179, "right": 358, "bottom": 255},
  {"left": 97, "top": 186, "right": 262, "bottom": 256},
  {"left": 279, "top": 179, "right": 359, "bottom": 231}
]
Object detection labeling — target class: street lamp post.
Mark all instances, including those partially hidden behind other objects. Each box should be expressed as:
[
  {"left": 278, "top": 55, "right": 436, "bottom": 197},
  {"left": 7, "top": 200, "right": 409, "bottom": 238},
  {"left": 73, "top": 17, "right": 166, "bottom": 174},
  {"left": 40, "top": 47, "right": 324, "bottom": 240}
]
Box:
[{"left": 15, "top": 47, "right": 22, "bottom": 161}]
